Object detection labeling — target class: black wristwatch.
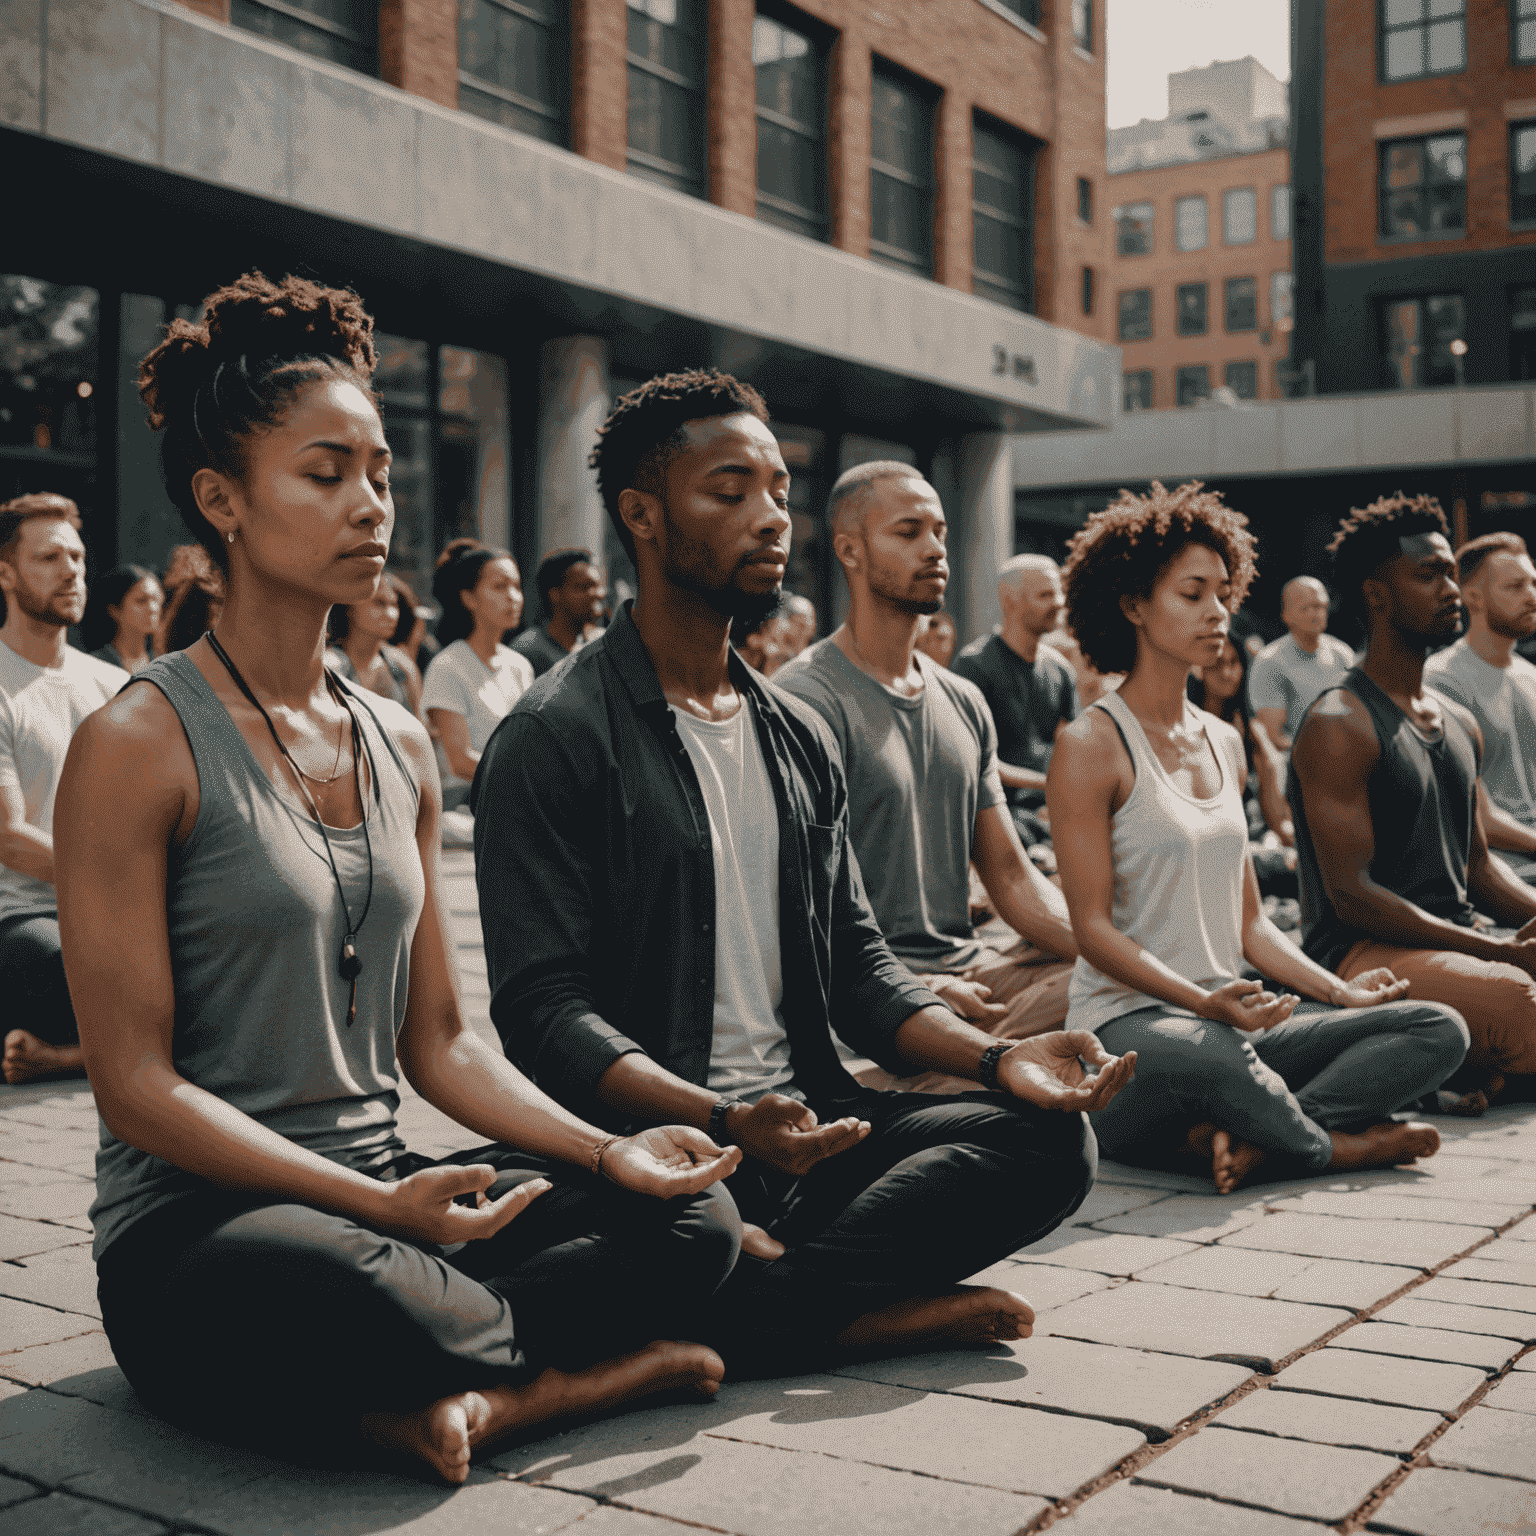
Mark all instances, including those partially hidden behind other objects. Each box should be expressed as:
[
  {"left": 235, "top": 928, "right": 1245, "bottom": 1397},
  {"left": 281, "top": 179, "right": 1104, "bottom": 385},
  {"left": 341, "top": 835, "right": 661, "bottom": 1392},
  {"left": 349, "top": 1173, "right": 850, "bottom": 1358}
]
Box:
[
  {"left": 708, "top": 1096, "right": 744, "bottom": 1144},
  {"left": 976, "top": 1042, "right": 1010, "bottom": 1092}
]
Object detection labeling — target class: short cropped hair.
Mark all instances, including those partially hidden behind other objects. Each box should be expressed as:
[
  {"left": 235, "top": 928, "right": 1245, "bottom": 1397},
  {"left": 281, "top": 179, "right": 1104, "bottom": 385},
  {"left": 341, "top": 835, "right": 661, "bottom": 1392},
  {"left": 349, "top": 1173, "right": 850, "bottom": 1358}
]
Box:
[
  {"left": 1327, "top": 491, "right": 1451, "bottom": 633},
  {"left": 1456, "top": 531, "right": 1528, "bottom": 587},
  {"left": 536, "top": 547, "right": 594, "bottom": 605},
  {"left": 589, "top": 368, "right": 769, "bottom": 563},
  {"left": 827, "top": 460, "right": 926, "bottom": 536},
  {"left": 1062, "top": 481, "right": 1257, "bottom": 676},
  {"left": 0, "top": 492, "right": 81, "bottom": 564}
]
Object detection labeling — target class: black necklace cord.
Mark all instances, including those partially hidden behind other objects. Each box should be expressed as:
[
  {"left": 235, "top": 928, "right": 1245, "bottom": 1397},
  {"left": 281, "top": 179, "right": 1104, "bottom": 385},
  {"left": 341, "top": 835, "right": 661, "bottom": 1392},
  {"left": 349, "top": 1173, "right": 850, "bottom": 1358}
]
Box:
[{"left": 205, "top": 631, "right": 375, "bottom": 1024}]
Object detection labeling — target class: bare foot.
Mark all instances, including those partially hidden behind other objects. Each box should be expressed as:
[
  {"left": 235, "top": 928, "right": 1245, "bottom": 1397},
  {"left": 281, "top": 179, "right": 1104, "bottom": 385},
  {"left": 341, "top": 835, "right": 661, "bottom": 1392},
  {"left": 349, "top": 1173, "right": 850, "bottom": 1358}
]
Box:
[
  {"left": 740, "top": 1223, "right": 786, "bottom": 1261},
  {"left": 1185, "top": 1123, "right": 1267, "bottom": 1194},
  {"left": 1328, "top": 1120, "right": 1440, "bottom": 1171},
  {"left": 362, "top": 1340, "right": 724, "bottom": 1484},
  {"left": 835, "top": 1285, "right": 1035, "bottom": 1356},
  {"left": 3, "top": 1031, "right": 85, "bottom": 1085}
]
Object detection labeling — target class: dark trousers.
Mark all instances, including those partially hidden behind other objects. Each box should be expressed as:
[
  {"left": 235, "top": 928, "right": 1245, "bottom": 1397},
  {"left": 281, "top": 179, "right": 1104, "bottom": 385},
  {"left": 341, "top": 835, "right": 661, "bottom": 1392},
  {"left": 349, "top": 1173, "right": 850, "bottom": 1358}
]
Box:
[
  {"left": 699, "top": 1090, "right": 1095, "bottom": 1378},
  {"left": 0, "top": 913, "right": 77, "bottom": 1047},
  {"left": 96, "top": 1144, "right": 740, "bottom": 1461}
]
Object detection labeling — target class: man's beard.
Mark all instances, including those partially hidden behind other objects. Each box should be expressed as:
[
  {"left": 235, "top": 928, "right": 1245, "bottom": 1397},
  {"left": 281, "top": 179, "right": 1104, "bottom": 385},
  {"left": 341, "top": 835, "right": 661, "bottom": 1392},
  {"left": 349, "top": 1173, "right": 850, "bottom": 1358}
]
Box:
[
  {"left": 9, "top": 577, "right": 79, "bottom": 629},
  {"left": 868, "top": 563, "right": 943, "bottom": 617},
  {"left": 1489, "top": 608, "right": 1536, "bottom": 641},
  {"left": 660, "top": 500, "right": 783, "bottom": 626}
]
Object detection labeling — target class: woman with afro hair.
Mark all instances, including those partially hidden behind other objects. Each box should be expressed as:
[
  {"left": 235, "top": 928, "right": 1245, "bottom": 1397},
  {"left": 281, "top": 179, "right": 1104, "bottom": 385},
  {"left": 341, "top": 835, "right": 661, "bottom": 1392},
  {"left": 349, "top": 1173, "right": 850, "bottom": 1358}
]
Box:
[
  {"left": 50, "top": 272, "right": 745, "bottom": 1481},
  {"left": 1047, "top": 482, "right": 1467, "bottom": 1193}
]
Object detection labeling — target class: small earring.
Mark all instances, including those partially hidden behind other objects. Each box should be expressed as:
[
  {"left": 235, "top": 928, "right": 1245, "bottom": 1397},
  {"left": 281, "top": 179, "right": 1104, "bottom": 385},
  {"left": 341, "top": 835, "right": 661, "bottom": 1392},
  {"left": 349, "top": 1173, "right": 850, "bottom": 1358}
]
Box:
[{"left": 226, "top": 529, "right": 235, "bottom": 544}]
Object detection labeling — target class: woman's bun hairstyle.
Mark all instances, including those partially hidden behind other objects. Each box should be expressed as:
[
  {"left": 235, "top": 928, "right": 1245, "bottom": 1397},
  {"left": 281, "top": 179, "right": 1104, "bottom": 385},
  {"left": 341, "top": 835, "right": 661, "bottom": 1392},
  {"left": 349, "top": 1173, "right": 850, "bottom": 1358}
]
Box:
[
  {"left": 138, "top": 272, "right": 379, "bottom": 573},
  {"left": 432, "top": 538, "right": 513, "bottom": 646}
]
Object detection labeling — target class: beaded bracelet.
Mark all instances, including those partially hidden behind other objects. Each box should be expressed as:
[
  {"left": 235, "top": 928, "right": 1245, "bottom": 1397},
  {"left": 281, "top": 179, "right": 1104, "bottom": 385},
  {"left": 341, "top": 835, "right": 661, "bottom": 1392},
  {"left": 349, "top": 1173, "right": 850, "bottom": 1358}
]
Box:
[{"left": 591, "top": 1133, "right": 622, "bottom": 1180}]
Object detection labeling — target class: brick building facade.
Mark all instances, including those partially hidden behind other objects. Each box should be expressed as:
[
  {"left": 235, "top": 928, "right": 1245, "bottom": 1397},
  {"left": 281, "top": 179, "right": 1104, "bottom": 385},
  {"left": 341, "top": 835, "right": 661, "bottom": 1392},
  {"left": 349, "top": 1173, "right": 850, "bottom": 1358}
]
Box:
[
  {"left": 1, "top": 0, "right": 1116, "bottom": 641},
  {"left": 1293, "top": 0, "right": 1536, "bottom": 394}
]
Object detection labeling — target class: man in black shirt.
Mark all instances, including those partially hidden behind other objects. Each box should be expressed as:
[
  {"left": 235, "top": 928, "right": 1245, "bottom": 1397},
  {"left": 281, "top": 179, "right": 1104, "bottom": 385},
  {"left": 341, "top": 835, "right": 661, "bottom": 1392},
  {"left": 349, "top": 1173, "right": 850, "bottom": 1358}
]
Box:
[
  {"left": 952, "top": 555, "right": 1079, "bottom": 847},
  {"left": 511, "top": 548, "right": 606, "bottom": 677},
  {"left": 474, "top": 369, "right": 1134, "bottom": 1378},
  {"left": 1289, "top": 493, "right": 1536, "bottom": 1104}
]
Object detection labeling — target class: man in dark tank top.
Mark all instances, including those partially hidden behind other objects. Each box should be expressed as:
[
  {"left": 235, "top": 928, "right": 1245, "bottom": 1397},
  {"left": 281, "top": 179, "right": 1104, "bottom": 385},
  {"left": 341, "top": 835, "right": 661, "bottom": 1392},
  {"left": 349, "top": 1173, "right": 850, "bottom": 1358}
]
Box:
[{"left": 1288, "top": 493, "right": 1536, "bottom": 1105}]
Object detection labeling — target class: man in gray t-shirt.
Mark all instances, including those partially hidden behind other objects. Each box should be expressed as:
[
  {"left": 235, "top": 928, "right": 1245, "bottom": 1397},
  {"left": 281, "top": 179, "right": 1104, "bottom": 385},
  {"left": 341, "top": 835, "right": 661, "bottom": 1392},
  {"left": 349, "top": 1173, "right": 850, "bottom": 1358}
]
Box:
[
  {"left": 775, "top": 461, "right": 1080, "bottom": 1092},
  {"left": 1249, "top": 576, "right": 1356, "bottom": 748},
  {"left": 1426, "top": 534, "right": 1536, "bottom": 883}
]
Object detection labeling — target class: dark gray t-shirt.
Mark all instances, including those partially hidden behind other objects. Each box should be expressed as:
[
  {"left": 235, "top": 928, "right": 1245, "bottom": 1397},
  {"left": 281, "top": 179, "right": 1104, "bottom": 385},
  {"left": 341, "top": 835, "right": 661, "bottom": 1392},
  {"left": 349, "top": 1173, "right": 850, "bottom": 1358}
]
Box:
[{"left": 775, "top": 638, "right": 1006, "bottom": 971}]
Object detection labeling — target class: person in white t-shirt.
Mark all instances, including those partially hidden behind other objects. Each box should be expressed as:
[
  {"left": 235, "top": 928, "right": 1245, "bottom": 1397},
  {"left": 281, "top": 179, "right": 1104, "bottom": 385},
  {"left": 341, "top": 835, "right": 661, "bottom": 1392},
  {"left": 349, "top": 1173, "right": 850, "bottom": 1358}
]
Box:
[
  {"left": 421, "top": 542, "right": 535, "bottom": 815},
  {"left": 0, "top": 494, "right": 127, "bottom": 1082}
]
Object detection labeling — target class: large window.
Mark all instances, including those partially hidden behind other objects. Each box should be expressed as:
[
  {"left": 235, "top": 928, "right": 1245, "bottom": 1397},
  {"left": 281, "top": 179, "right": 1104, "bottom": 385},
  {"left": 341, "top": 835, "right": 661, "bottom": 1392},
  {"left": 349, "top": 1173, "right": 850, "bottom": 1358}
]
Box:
[
  {"left": 1271, "top": 184, "right": 1291, "bottom": 240},
  {"left": 1176, "top": 365, "right": 1210, "bottom": 408},
  {"left": 232, "top": 0, "right": 375, "bottom": 72},
  {"left": 1225, "top": 276, "right": 1258, "bottom": 332},
  {"left": 1380, "top": 133, "right": 1467, "bottom": 239},
  {"left": 972, "top": 117, "right": 1036, "bottom": 311},
  {"left": 1513, "top": 123, "right": 1536, "bottom": 225},
  {"left": 1118, "top": 288, "right": 1152, "bottom": 341},
  {"left": 1123, "top": 370, "right": 1153, "bottom": 412},
  {"left": 1225, "top": 360, "right": 1259, "bottom": 399},
  {"left": 1175, "top": 195, "right": 1208, "bottom": 252},
  {"left": 754, "top": 12, "right": 827, "bottom": 240},
  {"left": 458, "top": 0, "right": 568, "bottom": 143},
  {"left": 627, "top": 0, "right": 707, "bottom": 195},
  {"left": 1176, "top": 282, "right": 1208, "bottom": 336},
  {"left": 1380, "top": 0, "right": 1466, "bottom": 81},
  {"left": 1072, "top": 0, "right": 1093, "bottom": 50},
  {"left": 1114, "top": 201, "right": 1153, "bottom": 255},
  {"left": 869, "top": 64, "right": 935, "bottom": 276},
  {"left": 1519, "top": 0, "right": 1536, "bottom": 64},
  {"left": 1382, "top": 293, "right": 1466, "bottom": 389},
  {"left": 1223, "top": 187, "right": 1257, "bottom": 245}
]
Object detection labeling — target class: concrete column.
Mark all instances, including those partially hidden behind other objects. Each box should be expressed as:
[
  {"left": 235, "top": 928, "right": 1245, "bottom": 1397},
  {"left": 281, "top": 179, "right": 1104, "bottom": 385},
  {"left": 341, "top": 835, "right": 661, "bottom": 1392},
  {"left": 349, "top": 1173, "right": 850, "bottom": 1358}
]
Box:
[
  {"left": 535, "top": 335, "right": 611, "bottom": 566},
  {"left": 949, "top": 433, "right": 1013, "bottom": 646}
]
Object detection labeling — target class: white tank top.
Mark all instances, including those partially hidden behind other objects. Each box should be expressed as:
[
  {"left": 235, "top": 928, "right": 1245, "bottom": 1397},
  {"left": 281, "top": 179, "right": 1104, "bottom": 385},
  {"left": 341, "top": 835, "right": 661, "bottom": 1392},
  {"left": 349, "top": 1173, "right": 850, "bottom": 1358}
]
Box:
[{"left": 1066, "top": 688, "right": 1249, "bottom": 1034}]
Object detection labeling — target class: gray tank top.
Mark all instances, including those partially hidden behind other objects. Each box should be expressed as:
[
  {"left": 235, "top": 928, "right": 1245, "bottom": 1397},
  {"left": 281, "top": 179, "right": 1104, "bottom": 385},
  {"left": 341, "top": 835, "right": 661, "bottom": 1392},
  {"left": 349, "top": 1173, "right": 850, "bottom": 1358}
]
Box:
[{"left": 90, "top": 652, "right": 425, "bottom": 1260}]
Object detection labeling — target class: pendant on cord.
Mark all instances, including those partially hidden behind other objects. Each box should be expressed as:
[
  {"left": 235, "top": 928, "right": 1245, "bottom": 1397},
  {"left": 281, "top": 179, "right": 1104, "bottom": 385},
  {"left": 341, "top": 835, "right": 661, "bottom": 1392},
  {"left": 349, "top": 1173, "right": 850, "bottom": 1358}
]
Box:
[{"left": 341, "top": 936, "right": 362, "bottom": 1026}]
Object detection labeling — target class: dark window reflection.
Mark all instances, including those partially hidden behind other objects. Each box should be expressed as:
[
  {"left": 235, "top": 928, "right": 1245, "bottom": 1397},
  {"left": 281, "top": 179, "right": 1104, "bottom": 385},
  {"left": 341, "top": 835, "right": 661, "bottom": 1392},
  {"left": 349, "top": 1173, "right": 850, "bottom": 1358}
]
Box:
[
  {"left": 457, "top": 0, "right": 569, "bottom": 145},
  {"left": 627, "top": 0, "right": 707, "bottom": 195},
  {"left": 754, "top": 13, "right": 827, "bottom": 240},
  {"left": 870, "top": 66, "right": 934, "bottom": 276},
  {"left": 231, "top": 0, "right": 376, "bottom": 73},
  {"left": 972, "top": 117, "right": 1035, "bottom": 312},
  {"left": 1379, "top": 133, "right": 1467, "bottom": 239}
]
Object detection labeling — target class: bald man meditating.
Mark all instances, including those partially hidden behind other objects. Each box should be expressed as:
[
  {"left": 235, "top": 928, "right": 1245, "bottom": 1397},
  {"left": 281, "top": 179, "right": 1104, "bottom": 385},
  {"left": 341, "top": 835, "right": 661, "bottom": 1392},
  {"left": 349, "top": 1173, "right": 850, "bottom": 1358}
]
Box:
[
  {"left": 1250, "top": 576, "right": 1356, "bottom": 751},
  {"left": 777, "top": 465, "right": 1081, "bottom": 1092},
  {"left": 952, "top": 555, "right": 1080, "bottom": 849}
]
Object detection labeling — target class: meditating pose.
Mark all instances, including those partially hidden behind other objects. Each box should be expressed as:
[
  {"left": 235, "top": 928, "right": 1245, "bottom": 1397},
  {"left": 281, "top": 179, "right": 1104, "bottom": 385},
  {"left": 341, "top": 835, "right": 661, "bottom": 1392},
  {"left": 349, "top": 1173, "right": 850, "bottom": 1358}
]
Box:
[
  {"left": 55, "top": 274, "right": 743, "bottom": 1485},
  {"left": 1047, "top": 483, "right": 1467, "bottom": 1193},
  {"left": 473, "top": 369, "right": 1134, "bottom": 1380},
  {"left": 82, "top": 564, "right": 163, "bottom": 674}
]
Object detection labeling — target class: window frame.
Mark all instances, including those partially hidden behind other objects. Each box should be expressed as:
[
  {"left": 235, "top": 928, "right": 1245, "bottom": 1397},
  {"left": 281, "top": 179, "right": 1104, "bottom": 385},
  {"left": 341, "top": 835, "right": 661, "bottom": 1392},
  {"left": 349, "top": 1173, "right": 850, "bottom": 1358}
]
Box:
[
  {"left": 1072, "top": 0, "right": 1093, "bottom": 51},
  {"left": 1378, "top": 131, "right": 1468, "bottom": 243},
  {"left": 1518, "top": 0, "right": 1536, "bottom": 65},
  {"left": 1081, "top": 265, "right": 1094, "bottom": 316},
  {"left": 1379, "top": 292, "right": 1467, "bottom": 390},
  {"left": 1114, "top": 200, "right": 1154, "bottom": 257},
  {"left": 1122, "top": 369, "right": 1154, "bottom": 413},
  {"left": 1512, "top": 121, "right": 1536, "bottom": 228},
  {"left": 1224, "top": 359, "right": 1259, "bottom": 400},
  {"left": 1224, "top": 275, "right": 1258, "bottom": 334},
  {"left": 1117, "top": 287, "right": 1153, "bottom": 342},
  {"left": 231, "top": 0, "right": 378, "bottom": 74},
  {"left": 1077, "top": 176, "right": 1093, "bottom": 224},
  {"left": 1174, "top": 194, "right": 1208, "bottom": 252},
  {"left": 753, "top": 5, "right": 832, "bottom": 242},
  {"left": 1378, "top": 0, "right": 1467, "bottom": 83},
  {"left": 1270, "top": 183, "right": 1291, "bottom": 240},
  {"left": 1222, "top": 186, "right": 1258, "bottom": 246},
  {"left": 1175, "top": 363, "right": 1211, "bottom": 408},
  {"left": 971, "top": 112, "right": 1037, "bottom": 312},
  {"left": 625, "top": 0, "right": 710, "bottom": 197},
  {"left": 456, "top": 0, "right": 570, "bottom": 145},
  {"left": 868, "top": 59, "right": 938, "bottom": 277},
  {"left": 1176, "top": 281, "right": 1209, "bottom": 337}
]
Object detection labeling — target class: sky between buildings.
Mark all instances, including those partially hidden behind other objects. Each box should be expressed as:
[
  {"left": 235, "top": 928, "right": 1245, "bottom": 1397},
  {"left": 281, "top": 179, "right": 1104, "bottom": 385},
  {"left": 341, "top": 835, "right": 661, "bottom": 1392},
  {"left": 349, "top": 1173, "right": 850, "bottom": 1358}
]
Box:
[{"left": 1107, "top": 0, "right": 1292, "bottom": 128}]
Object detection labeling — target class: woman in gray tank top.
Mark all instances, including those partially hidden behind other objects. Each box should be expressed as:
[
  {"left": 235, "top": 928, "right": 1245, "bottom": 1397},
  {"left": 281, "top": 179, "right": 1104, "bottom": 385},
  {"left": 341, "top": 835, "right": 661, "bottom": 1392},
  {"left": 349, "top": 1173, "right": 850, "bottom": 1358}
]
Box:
[
  {"left": 1046, "top": 485, "right": 1468, "bottom": 1194},
  {"left": 52, "top": 273, "right": 744, "bottom": 1484}
]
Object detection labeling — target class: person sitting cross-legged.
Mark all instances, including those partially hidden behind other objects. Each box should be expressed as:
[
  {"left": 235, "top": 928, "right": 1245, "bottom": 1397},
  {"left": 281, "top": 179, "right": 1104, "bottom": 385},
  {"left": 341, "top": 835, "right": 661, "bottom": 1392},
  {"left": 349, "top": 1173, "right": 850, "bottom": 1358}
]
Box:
[
  {"left": 777, "top": 466, "right": 1082, "bottom": 1091},
  {"left": 1289, "top": 495, "right": 1536, "bottom": 1106},
  {"left": 472, "top": 369, "right": 1136, "bottom": 1381},
  {"left": 1048, "top": 484, "right": 1466, "bottom": 1194}
]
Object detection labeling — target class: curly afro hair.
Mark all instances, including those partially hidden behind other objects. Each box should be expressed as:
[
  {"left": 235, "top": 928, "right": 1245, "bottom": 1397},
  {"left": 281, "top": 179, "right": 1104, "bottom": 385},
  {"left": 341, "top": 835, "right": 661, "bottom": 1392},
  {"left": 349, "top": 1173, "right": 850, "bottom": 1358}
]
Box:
[
  {"left": 138, "top": 271, "right": 378, "bottom": 573},
  {"left": 589, "top": 368, "right": 768, "bottom": 563},
  {"left": 1327, "top": 491, "right": 1451, "bottom": 634},
  {"left": 1062, "top": 481, "right": 1258, "bottom": 676}
]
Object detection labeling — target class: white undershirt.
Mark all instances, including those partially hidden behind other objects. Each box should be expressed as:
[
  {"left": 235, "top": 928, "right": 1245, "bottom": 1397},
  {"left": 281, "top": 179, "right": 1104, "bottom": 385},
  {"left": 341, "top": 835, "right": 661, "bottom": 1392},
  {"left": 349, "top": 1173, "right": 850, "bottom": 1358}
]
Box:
[{"left": 673, "top": 705, "right": 797, "bottom": 1103}]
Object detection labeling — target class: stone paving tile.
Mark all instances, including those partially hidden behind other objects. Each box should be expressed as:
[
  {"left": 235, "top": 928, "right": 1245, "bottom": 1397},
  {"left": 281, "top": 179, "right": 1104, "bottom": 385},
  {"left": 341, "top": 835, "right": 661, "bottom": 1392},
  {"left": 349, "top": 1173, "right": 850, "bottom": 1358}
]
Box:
[
  {"left": 1209, "top": 1385, "right": 1442, "bottom": 1454},
  {"left": 834, "top": 1335, "right": 1252, "bottom": 1439},
  {"left": 1481, "top": 1372, "right": 1536, "bottom": 1415},
  {"left": 180, "top": 1468, "right": 592, "bottom": 1536},
  {"left": 1143, "top": 1246, "right": 1418, "bottom": 1311},
  {"left": 1424, "top": 1404, "right": 1536, "bottom": 1480},
  {"left": 0, "top": 1248, "right": 102, "bottom": 1320},
  {"left": 566, "top": 1509, "right": 709, "bottom": 1535},
  {"left": 1368, "top": 1465, "right": 1536, "bottom": 1536},
  {"left": 1365, "top": 1176, "right": 1536, "bottom": 1207},
  {"left": 1475, "top": 1236, "right": 1536, "bottom": 1270},
  {"left": 0, "top": 1490, "right": 168, "bottom": 1534},
  {"left": 1374, "top": 1296, "right": 1536, "bottom": 1342},
  {"left": 1444, "top": 1255, "right": 1536, "bottom": 1288},
  {"left": 0, "top": 1474, "right": 39, "bottom": 1510},
  {"left": 502, "top": 1374, "right": 1143, "bottom": 1500},
  {"left": 1041, "top": 1282, "right": 1351, "bottom": 1370},
  {"left": 1271, "top": 1190, "right": 1525, "bottom": 1228},
  {"left": 0, "top": 1180, "right": 95, "bottom": 1226},
  {"left": 1415, "top": 1275, "right": 1536, "bottom": 1314},
  {"left": 0, "top": 1333, "right": 118, "bottom": 1388},
  {"left": 0, "top": 1296, "right": 98, "bottom": 1358},
  {"left": 964, "top": 1261, "right": 1112, "bottom": 1313},
  {"left": 508, "top": 1430, "right": 1048, "bottom": 1536},
  {"left": 1270, "top": 1348, "right": 1489, "bottom": 1413},
  {"left": 1054, "top": 1481, "right": 1333, "bottom": 1532},
  {"left": 1089, "top": 1194, "right": 1269, "bottom": 1244},
  {"left": 1219, "top": 1212, "right": 1487, "bottom": 1269},
  {"left": 0, "top": 1217, "right": 87, "bottom": 1263},
  {"left": 1133, "top": 1424, "right": 1400, "bottom": 1523},
  {"left": 1328, "top": 1322, "right": 1520, "bottom": 1371},
  {"left": 1059, "top": 1181, "right": 1167, "bottom": 1226},
  {"left": 1011, "top": 1229, "right": 1199, "bottom": 1274},
  {"left": 1517, "top": 1354, "right": 1536, "bottom": 1372},
  {"left": 1090, "top": 1158, "right": 1210, "bottom": 1194},
  {"left": 1273, "top": 1257, "right": 1423, "bottom": 1310},
  {"left": 34, "top": 1368, "right": 152, "bottom": 1418}
]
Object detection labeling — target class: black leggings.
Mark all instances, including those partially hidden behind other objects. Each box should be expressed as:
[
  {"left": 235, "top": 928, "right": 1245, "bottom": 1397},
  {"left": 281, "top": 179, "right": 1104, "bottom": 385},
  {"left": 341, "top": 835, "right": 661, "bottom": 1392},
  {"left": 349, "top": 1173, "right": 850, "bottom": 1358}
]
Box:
[
  {"left": 96, "top": 1144, "right": 740, "bottom": 1461},
  {"left": 0, "top": 913, "right": 77, "bottom": 1046}
]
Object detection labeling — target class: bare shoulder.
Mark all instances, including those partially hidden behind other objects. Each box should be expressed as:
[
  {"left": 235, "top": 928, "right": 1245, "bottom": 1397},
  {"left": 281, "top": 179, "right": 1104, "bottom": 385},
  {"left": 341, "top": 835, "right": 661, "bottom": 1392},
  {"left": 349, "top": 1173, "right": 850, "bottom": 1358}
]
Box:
[
  {"left": 1053, "top": 705, "right": 1126, "bottom": 780},
  {"left": 61, "top": 679, "right": 193, "bottom": 836},
  {"left": 1055, "top": 704, "right": 1116, "bottom": 753},
  {"left": 76, "top": 678, "right": 191, "bottom": 777},
  {"left": 1291, "top": 685, "right": 1377, "bottom": 778}
]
